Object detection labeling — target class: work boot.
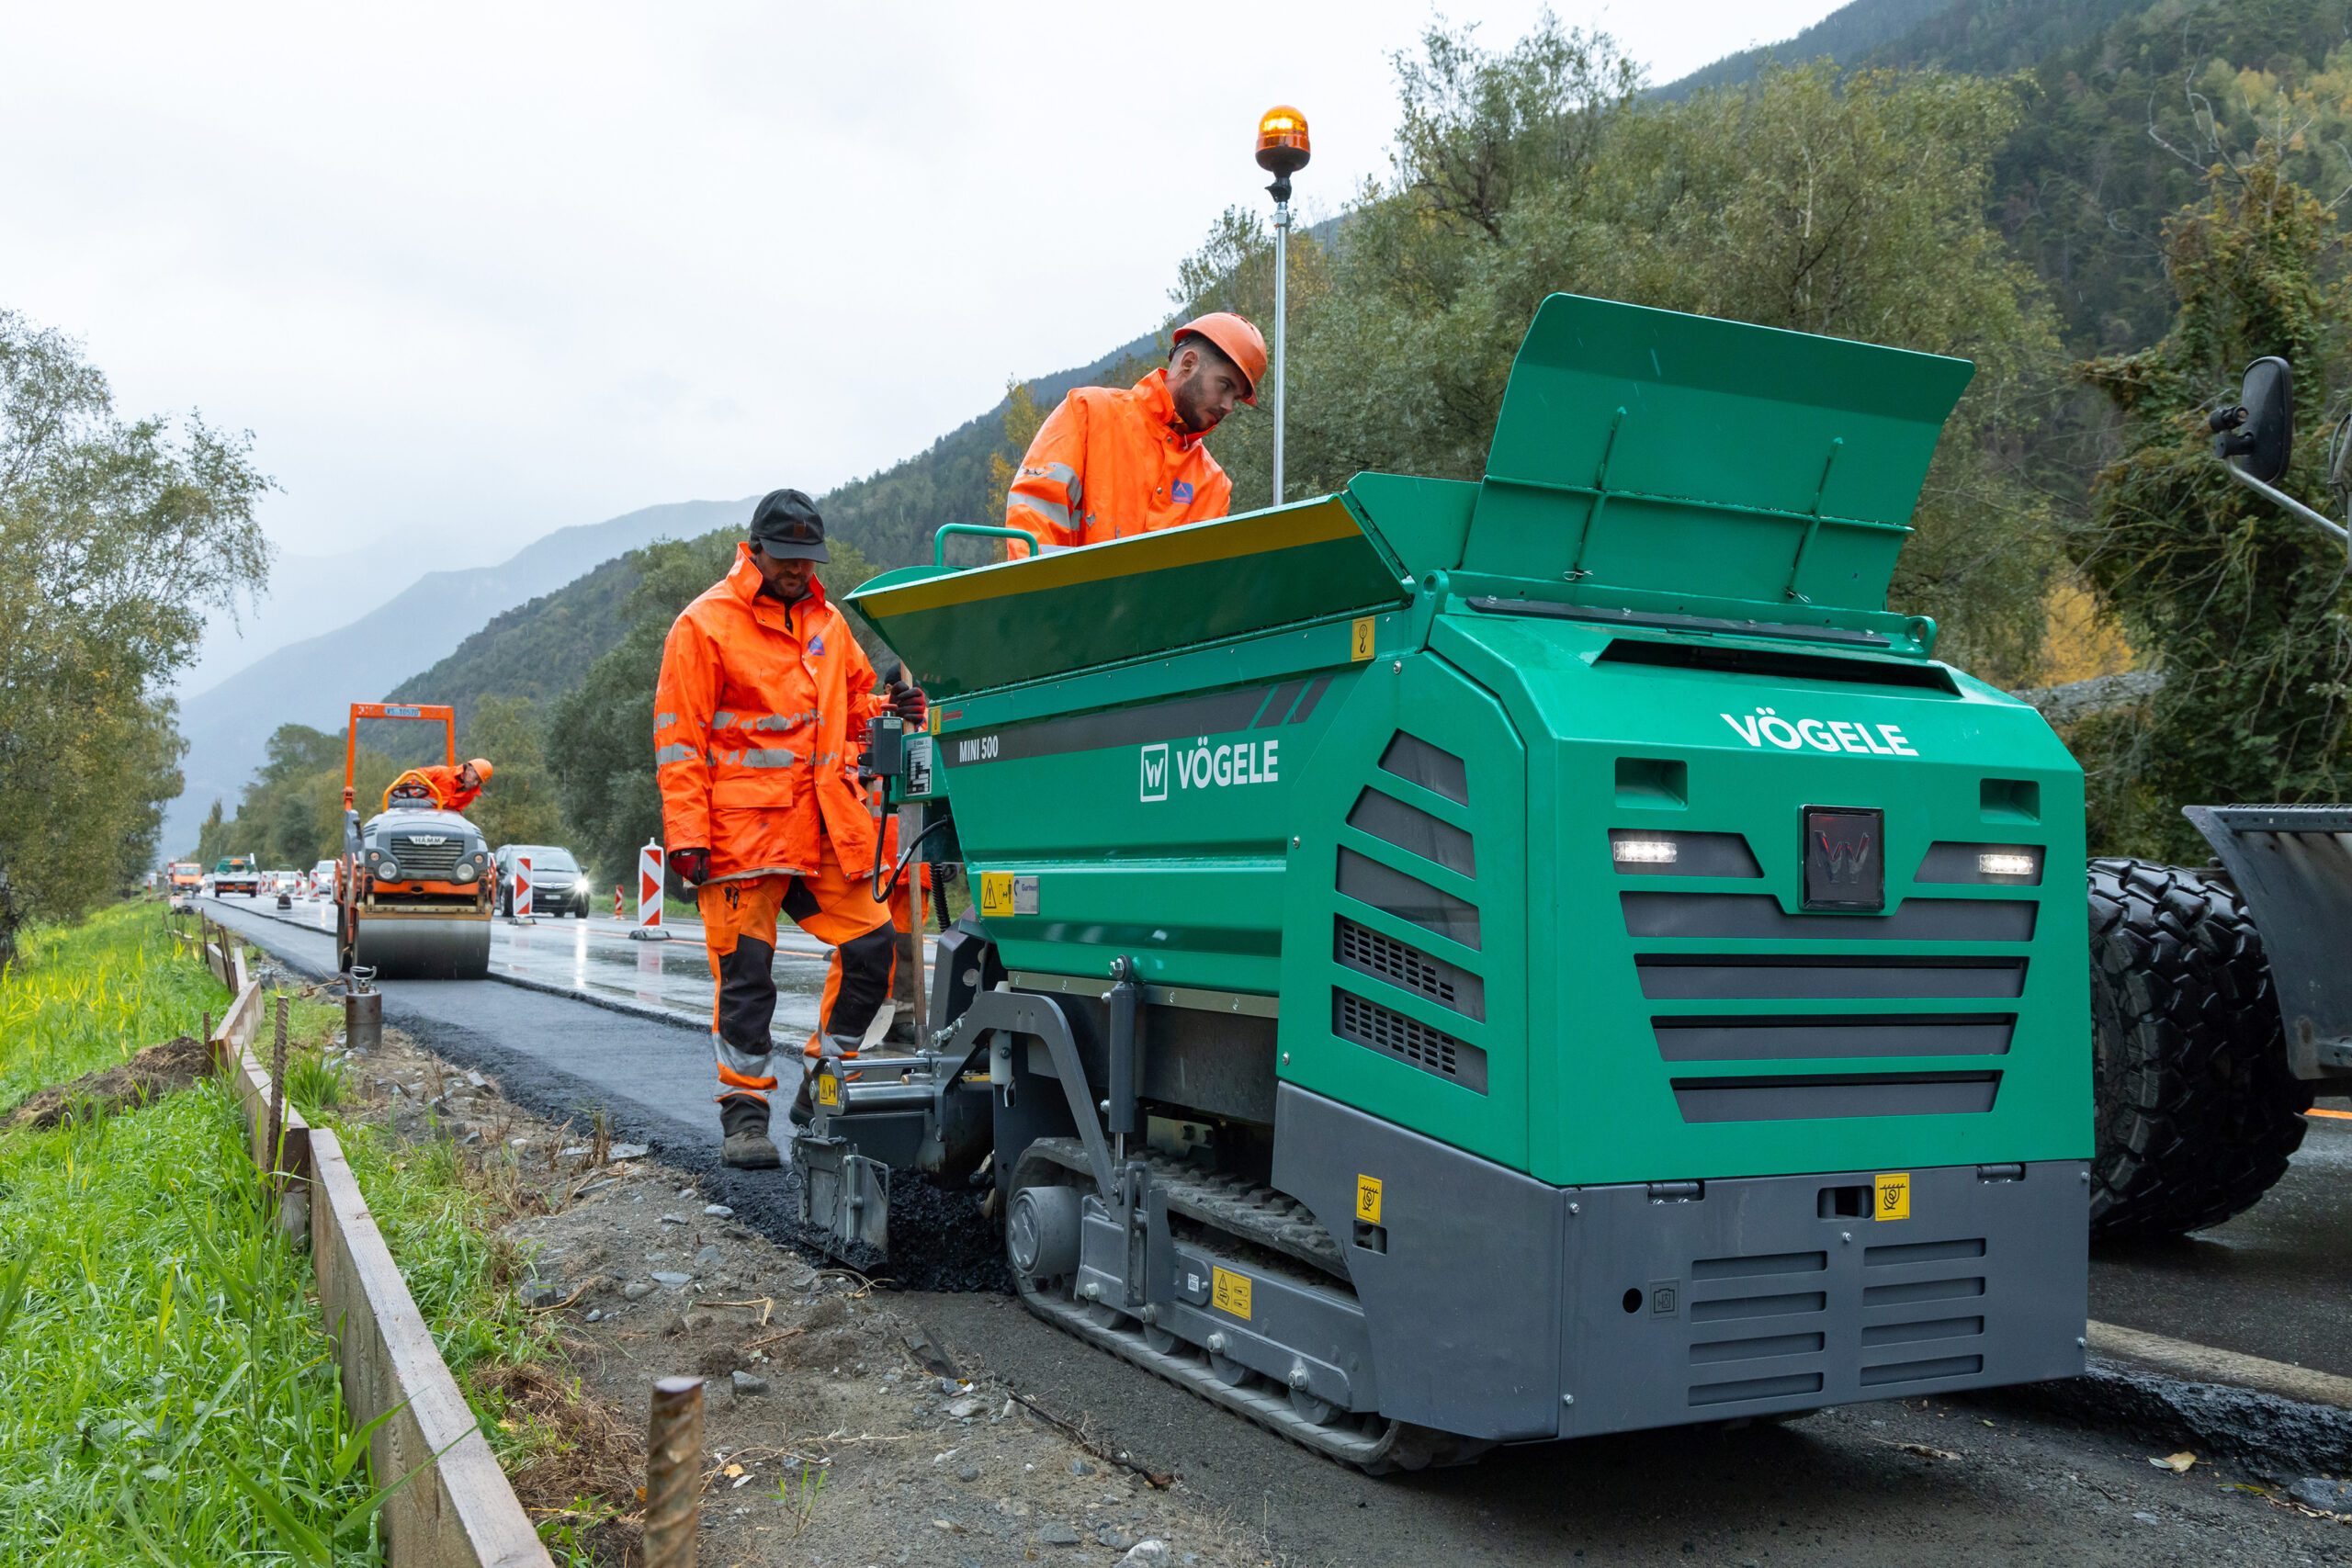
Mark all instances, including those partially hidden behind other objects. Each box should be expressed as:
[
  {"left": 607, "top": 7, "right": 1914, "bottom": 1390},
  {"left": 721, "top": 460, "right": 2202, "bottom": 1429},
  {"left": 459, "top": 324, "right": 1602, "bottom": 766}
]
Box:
[{"left": 718, "top": 1096, "right": 781, "bottom": 1169}]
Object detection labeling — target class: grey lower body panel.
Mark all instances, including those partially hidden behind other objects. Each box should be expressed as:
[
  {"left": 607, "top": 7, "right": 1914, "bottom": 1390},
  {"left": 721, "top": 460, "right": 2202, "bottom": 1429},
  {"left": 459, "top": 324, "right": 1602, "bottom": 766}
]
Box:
[{"left": 1271, "top": 1084, "right": 2087, "bottom": 1442}]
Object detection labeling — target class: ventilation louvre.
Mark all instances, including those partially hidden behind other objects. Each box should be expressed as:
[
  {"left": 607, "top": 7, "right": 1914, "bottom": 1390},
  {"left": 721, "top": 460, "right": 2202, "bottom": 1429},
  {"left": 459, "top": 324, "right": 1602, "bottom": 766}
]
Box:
[
  {"left": 1332, "top": 988, "right": 1488, "bottom": 1092},
  {"left": 1859, "top": 1354, "right": 1983, "bottom": 1387},
  {"left": 1652, "top": 1014, "right": 2016, "bottom": 1062},
  {"left": 388, "top": 836, "right": 465, "bottom": 879},
  {"left": 1338, "top": 848, "right": 1481, "bottom": 950},
  {"left": 1688, "top": 1371, "right": 1824, "bottom": 1406},
  {"left": 1351, "top": 787, "right": 1476, "bottom": 875},
  {"left": 1635, "top": 956, "right": 2027, "bottom": 1001},
  {"left": 1623, "top": 893, "right": 2038, "bottom": 942},
  {"left": 1335, "top": 918, "right": 1486, "bottom": 1020},
  {"left": 1376, "top": 731, "right": 1469, "bottom": 805},
  {"left": 1670, "top": 1072, "right": 2001, "bottom": 1122}
]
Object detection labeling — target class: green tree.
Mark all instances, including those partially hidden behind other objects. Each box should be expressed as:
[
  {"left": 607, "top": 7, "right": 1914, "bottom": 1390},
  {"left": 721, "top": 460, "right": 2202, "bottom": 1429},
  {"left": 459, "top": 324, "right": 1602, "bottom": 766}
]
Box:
[
  {"left": 2071, "top": 146, "right": 2351, "bottom": 858},
  {"left": 1176, "top": 20, "right": 2065, "bottom": 685},
  {"left": 0, "top": 310, "right": 270, "bottom": 952},
  {"left": 459, "top": 695, "right": 567, "bottom": 853}
]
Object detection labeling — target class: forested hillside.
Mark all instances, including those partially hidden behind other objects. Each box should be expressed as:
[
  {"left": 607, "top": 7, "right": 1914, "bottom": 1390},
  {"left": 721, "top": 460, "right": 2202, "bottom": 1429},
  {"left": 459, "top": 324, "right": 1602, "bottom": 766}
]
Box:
[{"left": 379, "top": 551, "right": 645, "bottom": 749}]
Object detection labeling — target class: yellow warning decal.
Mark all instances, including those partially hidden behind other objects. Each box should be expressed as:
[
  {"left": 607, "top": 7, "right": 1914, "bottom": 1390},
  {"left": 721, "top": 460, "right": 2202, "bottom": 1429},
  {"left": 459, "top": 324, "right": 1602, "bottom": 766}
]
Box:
[
  {"left": 979, "top": 872, "right": 1015, "bottom": 919},
  {"left": 1874, "top": 1171, "right": 1910, "bottom": 1221},
  {"left": 1211, "top": 1266, "right": 1252, "bottom": 1320},
  {"left": 1350, "top": 616, "right": 1376, "bottom": 661},
  {"left": 1355, "top": 1174, "right": 1383, "bottom": 1225},
  {"left": 816, "top": 1074, "right": 841, "bottom": 1109}
]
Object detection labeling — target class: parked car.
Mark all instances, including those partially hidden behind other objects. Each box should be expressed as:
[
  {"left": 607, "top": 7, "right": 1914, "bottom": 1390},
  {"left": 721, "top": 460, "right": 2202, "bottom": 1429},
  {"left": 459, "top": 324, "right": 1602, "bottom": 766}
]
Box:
[{"left": 492, "top": 844, "right": 591, "bottom": 917}]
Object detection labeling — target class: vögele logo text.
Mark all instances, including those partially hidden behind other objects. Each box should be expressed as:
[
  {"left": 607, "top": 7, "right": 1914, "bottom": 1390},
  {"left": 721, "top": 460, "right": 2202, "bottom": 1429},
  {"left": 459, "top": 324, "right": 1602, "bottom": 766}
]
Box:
[
  {"left": 1722, "top": 708, "right": 1918, "bottom": 757},
  {"left": 1140, "top": 736, "right": 1280, "bottom": 802}
]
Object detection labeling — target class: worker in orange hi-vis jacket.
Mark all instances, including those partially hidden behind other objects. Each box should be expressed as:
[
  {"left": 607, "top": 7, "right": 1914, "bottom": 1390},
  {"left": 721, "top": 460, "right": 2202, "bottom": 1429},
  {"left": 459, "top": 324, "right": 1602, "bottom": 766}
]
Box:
[
  {"left": 651, "top": 489, "right": 927, "bottom": 1169},
  {"left": 1001, "top": 312, "right": 1265, "bottom": 559},
  {"left": 381, "top": 758, "right": 493, "bottom": 814}
]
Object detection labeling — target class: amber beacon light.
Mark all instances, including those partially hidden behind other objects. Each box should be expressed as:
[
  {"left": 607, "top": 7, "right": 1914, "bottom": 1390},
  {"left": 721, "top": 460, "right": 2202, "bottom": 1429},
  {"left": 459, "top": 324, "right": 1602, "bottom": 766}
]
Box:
[
  {"left": 1255, "top": 106, "right": 1309, "bottom": 509},
  {"left": 1255, "top": 106, "right": 1311, "bottom": 178}
]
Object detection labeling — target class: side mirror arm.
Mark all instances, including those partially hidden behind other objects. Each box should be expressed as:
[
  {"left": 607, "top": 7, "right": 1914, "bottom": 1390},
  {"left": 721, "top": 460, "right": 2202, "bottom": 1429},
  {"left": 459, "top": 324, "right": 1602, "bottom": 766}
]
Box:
[{"left": 2214, "top": 456, "right": 2350, "bottom": 549}]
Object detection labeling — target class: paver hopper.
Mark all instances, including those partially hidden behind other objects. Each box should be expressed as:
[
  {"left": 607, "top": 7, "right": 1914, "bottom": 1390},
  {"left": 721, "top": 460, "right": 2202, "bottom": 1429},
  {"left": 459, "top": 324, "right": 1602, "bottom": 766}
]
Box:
[
  {"left": 800, "top": 294, "right": 2090, "bottom": 1468},
  {"left": 334, "top": 703, "right": 493, "bottom": 980}
]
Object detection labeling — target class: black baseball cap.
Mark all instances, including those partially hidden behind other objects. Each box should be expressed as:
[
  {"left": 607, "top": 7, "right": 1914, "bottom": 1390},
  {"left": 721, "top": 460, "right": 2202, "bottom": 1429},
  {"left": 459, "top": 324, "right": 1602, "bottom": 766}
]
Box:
[{"left": 749, "top": 489, "right": 828, "bottom": 562}]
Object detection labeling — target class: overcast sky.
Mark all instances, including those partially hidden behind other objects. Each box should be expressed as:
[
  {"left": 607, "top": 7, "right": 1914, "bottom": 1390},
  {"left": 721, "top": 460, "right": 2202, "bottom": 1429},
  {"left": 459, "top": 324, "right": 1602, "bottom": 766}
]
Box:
[{"left": 4, "top": 0, "right": 1849, "bottom": 570}]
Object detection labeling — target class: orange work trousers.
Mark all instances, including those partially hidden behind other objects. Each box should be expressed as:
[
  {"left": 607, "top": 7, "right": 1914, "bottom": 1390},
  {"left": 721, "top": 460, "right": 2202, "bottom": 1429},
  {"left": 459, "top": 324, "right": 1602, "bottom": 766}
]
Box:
[{"left": 699, "top": 841, "right": 893, "bottom": 1108}]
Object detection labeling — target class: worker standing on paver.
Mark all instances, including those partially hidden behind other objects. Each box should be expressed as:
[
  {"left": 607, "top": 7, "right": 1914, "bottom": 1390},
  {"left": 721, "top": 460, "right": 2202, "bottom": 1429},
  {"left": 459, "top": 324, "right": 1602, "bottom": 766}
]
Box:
[
  {"left": 382, "top": 757, "right": 493, "bottom": 813},
  {"left": 653, "top": 489, "right": 927, "bottom": 1168},
  {"left": 1002, "top": 312, "right": 1265, "bottom": 558}
]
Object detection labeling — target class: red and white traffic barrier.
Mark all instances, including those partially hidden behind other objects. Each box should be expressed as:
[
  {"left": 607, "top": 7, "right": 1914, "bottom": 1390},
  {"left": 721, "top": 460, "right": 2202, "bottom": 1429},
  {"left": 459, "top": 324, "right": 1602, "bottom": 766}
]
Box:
[
  {"left": 510, "top": 853, "right": 536, "bottom": 923},
  {"left": 629, "top": 838, "right": 672, "bottom": 942}
]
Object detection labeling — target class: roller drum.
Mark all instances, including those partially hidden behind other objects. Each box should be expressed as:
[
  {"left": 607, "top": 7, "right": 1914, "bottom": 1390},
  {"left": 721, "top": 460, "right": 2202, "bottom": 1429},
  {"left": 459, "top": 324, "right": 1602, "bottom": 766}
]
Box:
[{"left": 350, "top": 916, "right": 491, "bottom": 979}]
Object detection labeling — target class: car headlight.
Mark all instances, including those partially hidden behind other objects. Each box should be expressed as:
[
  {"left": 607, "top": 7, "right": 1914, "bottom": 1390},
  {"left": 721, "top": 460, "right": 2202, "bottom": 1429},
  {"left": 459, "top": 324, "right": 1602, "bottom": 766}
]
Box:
[
  {"left": 454, "top": 860, "right": 479, "bottom": 881},
  {"left": 376, "top": 857, "right": 401, "bottom": 881}
]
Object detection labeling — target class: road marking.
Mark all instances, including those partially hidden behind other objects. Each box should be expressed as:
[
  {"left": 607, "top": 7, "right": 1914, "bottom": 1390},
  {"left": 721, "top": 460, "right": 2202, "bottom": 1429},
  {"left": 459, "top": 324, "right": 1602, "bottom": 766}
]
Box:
[
  {"left": 2087, "top": 1320, "right": 2352, "bottom": 1410},
  {"left": 2306, "top": 1107, "right": 2352, "bottom": 1121}
]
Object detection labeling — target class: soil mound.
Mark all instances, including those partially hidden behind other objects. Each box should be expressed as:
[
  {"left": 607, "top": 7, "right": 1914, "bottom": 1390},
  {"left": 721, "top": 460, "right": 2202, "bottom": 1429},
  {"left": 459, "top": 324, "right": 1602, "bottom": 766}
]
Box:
[{"left": 8, "top": 1034, "right": 211, "bottom": 1131}]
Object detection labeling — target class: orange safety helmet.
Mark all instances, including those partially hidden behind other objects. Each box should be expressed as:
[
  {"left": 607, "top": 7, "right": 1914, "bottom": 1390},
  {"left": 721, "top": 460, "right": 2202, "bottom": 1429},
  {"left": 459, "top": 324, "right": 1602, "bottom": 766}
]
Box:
[
  {"left": 466, "top": 757, "right": 494, "bottom": 783},
  {"left": 1171, "top": 313, "right": 1269, "bottom": 405}
]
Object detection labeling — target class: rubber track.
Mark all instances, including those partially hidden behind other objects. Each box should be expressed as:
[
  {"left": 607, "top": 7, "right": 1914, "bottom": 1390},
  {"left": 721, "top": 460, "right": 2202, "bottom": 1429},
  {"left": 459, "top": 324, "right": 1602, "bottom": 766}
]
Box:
[
  {"left": 1026, "top": 1137, "right": 1347, "bottom": 1280},
  {"left": 1016, "top": 1140, "right": 1494, "bottom": 1473},
  {"left": 2087, "top": 858, "right": 2312, "bottom": 1238}
]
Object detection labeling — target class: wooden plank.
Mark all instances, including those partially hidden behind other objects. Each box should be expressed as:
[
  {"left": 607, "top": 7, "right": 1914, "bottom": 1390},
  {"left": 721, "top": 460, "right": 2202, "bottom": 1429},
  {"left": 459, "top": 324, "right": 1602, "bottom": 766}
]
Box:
[{"left": 310, "top": 1128, "right": 553, "bottom": 1567}]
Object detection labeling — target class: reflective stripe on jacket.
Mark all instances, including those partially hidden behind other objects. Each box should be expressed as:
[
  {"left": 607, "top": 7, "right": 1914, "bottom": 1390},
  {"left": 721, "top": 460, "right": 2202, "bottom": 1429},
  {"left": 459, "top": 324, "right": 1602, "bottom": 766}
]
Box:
[
  {"left": 1003, "top": 368, "right": 1232, "bottom": 558},
  {"left": 652, "top": 544, "right": 887, "bottom": 880}
]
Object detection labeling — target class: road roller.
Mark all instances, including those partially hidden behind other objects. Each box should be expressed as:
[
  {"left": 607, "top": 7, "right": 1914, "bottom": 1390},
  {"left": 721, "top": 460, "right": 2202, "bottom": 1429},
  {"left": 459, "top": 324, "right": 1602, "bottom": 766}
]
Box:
[
  {"left": 334, "top": 702, "right": 493, "bottom": 979},
  {"left": 792, "top": 293, "right": 2090, "bottom": 1471}
]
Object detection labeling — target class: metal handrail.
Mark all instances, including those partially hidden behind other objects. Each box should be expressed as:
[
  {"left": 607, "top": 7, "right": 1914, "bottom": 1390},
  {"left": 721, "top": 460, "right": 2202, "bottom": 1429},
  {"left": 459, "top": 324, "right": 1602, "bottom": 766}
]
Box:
[{"left": 933, "top": 524, "right": 1040, "bottom": 567}]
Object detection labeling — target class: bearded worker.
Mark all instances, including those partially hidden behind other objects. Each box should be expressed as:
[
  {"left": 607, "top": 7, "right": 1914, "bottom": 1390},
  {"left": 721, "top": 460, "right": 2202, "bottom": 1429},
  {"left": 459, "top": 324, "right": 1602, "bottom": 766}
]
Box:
[
  {"left": 653, "top": 489, "right": 927, "bottom": 1168},
  {"left": 1002, "top": 311, "right": 1266, "bottom": 558}
]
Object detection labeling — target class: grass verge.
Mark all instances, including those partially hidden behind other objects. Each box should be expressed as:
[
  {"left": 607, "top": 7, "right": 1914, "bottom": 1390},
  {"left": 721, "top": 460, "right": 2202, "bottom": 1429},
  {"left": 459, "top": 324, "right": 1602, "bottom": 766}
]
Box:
[
  {"left": 0, "top": 903, "right": 614, "bottom": 1564},
  {"left": 0, "top": 991, "right": 384, "bottom": 1559}
]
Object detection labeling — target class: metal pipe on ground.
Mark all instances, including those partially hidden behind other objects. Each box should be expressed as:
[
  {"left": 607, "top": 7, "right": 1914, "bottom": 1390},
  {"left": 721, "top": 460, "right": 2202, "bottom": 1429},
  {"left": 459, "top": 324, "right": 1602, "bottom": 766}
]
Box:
[{"left": 644, "top": 1375, "right": 706, "bottom": 1566}]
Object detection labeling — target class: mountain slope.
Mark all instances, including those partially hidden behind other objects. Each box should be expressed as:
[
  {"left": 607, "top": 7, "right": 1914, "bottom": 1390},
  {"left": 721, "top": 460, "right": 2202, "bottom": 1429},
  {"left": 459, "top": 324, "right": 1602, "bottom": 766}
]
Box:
[
  {"left": 820, "top": 330, "right": 1160, "bottom": 569},
  {"left": 165, "top": 497, "right": 748, "bottom": 856},
  {"left": 1652, "top": 0, "right": 1952, "bottom": 98},
  {"left": 361, "top": 331, "right": 1170, "bottom": 750}
]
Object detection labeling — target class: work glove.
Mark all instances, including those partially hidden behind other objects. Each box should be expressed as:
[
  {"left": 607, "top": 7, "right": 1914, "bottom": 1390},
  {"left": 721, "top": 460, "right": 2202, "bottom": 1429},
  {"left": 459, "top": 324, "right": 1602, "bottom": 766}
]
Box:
[
  {"left": 887, "top": 676, "right": 927, "bottom": 727},
  {"left": 667, "top": 847, "right": 710, "bottom": 887}
]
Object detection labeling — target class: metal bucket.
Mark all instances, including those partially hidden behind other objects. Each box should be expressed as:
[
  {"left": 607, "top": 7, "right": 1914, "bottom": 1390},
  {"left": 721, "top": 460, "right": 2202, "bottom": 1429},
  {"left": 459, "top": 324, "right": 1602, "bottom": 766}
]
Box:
[{"left": 340, "top": 971, "right": 383, "bottom": 1053}]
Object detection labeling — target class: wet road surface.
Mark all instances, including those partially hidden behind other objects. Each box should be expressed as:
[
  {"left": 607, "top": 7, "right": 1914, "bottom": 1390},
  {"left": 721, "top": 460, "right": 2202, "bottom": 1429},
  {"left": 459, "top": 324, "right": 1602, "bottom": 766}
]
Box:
[
  {"left": 200, "top": 896, "right": 2352, "bottom": 1565},
  {"left": 2089, "top": 1103, "right": 2352, "bottom": 1379}
]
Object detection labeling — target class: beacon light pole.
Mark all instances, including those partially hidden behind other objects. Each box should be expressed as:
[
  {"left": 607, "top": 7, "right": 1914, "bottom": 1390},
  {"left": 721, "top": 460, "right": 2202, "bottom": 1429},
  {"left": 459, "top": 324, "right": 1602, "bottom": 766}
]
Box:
[{"left": 1256, "top": 106, "right": 1310, "bottom": 509}]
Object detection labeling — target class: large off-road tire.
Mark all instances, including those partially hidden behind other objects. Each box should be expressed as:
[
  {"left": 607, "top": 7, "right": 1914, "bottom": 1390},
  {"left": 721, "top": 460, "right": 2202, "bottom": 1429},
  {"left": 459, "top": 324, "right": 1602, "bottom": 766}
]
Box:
[{"left": 2087, "top": 857, "right": 2312, "bottom": 1238}]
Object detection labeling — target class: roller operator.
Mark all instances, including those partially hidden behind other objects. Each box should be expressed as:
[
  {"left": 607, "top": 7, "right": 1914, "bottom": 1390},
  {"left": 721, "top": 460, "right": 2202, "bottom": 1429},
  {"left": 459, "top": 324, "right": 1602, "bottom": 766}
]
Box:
[
  {"left": 1002, "top": 311, "right": 1265, "bottom": 558},
  {"left": 382, "top": 757, "right": 493, "bottom": 813},
  {"left": 653, "top": 489, "right": 927, "bottom": 1168}
]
